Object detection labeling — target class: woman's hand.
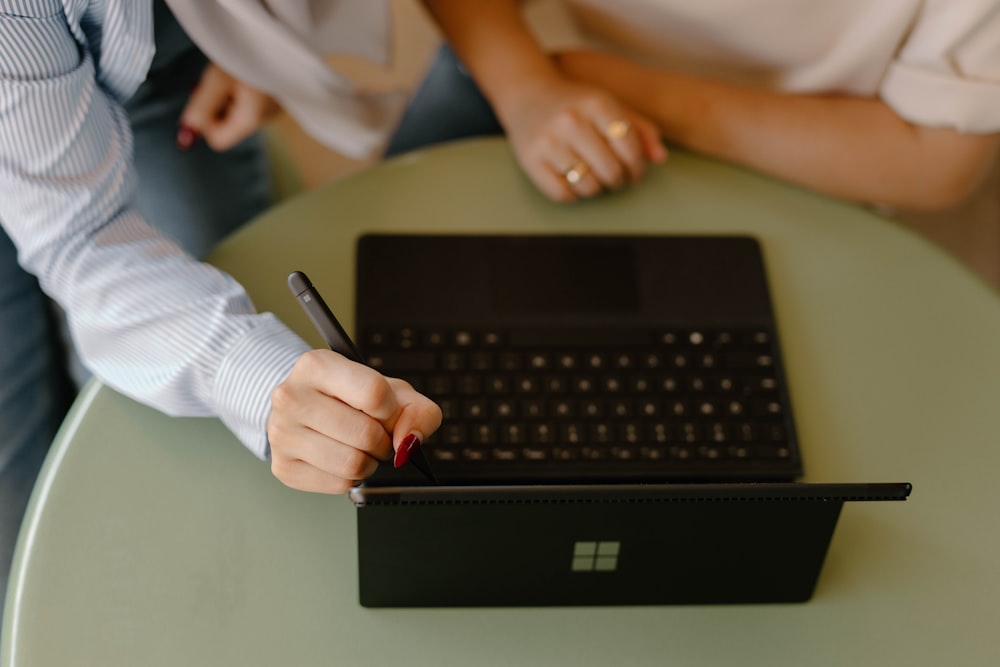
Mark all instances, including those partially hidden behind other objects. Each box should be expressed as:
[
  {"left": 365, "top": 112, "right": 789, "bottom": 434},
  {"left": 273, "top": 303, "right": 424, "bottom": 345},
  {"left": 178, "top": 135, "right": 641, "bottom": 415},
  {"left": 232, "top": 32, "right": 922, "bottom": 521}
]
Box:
[
  {"left": 498, "top": 76, "right": 667, "bottom": 203},
  {"left": 177, "top": 63, "right": 280, "bottom": 152},
  {"left": 266, "top": 350, "right": 443, "bottom": 494}
]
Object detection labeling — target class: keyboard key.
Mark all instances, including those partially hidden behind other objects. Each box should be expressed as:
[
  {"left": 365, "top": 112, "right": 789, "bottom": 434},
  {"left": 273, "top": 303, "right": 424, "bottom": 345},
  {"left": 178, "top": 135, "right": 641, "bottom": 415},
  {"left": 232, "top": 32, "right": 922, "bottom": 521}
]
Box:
[
  {"left": 456, "top": 375, "right": 482, "bottom": 395},
  {"left": 425, "top": 375, "right": 453, "bottom": 396},
  {"left": 553, "top": 447, "right": 580, "bottom": 461},
  {"left": 501, "top": 424, "right": 526, "bottom": 445},
  {"left": 528, "top": 353, "right": 551, "bottom": 370},
  {"left": 472, "top": 424, "right": 497, "bottom": 445},
  {"left": 641, "top": 445, "right": 667, "bottom": 460},
  {"left": 469, "top": 351, "right": 495, "bottom": 371},
  {"left": 523, "top": 447, "right": 549, "bottom": 461},
  {"left": 462, "top": 399, "right": 487, "bottom": 419},
  {"left": 590, "top": 423, "right": 613, "bottom": 444},
  {"left": 462, "top": 447, "right": 488, "bottom": 461},
  {"left": 529, "top": 423, "right": 556, "bottom": 444},
  {"left": 619, "top": 423, "right": 642, "bottom": 444},
  {"left": 551, "top": 399, "right": 574, "bottom": 418},
  {"left": 492, "top": 399, "right": 517, "bottom": 419},
  {"left": 493, "top": 447, "right": 519, "bottom": 461},
  {"left": 431, "top": 448, "right": 459, "bottom": 462},
  {"left": 582, "top": 446, "right": 609, "bottom": 460},
  {"left": 561, "top": 424, "right": 586, "bottom": 444},
  {"left": 484, "top": 375, "right": 509, "bottom": 394},
  {"left": 482, "top": 331, "right": 503, "bottom": 346},
  {"left": 611, "top": 446, "right": 638, "bottom": 460},
  {"left": 367, "top": 350, "right": 437, "bottom": 372},
  {"left": 498, "top": 351, "right": 521, "bottom": 371},
  {"left": 442, "top": 351, "right": 466, "bottom": 371},
  {"left": 521, "top": 399, "right": 547, "bottom": 419},
  {"left": 440, "top": 423, "right": 466, "bottom": 445},
  {"left": 417, "top": 330, "right": 443, "bottom": 347},
  {"left": 513, "top": 376, "right": 541, "bottom": 394},
  {"left": 543, "top": 376, "right": 569, "bottom": 393},
  {"left": 557, "top": 353, "right": 579, "bottom": 370}
]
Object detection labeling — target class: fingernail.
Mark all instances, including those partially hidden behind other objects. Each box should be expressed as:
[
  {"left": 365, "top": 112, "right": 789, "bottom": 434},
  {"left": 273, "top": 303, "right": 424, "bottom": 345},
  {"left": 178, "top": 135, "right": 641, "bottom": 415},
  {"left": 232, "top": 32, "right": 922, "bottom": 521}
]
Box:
[
  {"left": 176, "top": 124, "right": 200, "bottom": 150},
  {"left": 393, "top": 433, "right": 420, "bottom": 469}
]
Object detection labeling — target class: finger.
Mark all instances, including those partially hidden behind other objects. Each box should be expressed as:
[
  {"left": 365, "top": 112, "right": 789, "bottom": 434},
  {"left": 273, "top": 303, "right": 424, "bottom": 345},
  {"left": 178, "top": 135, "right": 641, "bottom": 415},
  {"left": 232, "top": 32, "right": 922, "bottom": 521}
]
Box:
[
  {"left": 553, "top": 111, "right": 627, "bottom": 191},
  {"left": 175, "top": 124, "right": 200, "bottom": 151},
  {"left": 540, "top": 167, "right": 579, "bottom": 203},
  {"left": 630, "top": 114, "right": 669, "bottom": 164},
  {"left": 179, "top": 66, "right": 232, "bottom": 138},
  {"left": 270, "top": 457, "right": 359, "bottom": 495},
  {"left": 559, "top": 154, "right": 603, "bottom": 199},
  {"left": 273, "top": 419, "right": 381, "bottom": 480},
  {"left": 202, "top": 88, "right": 272, "bottom": 152},
  {"left": 541, "top": 138, "right": 602, "bottom": 199},
  {"left": 293, "top": 350, "right": 404, "bottom": 429},
  {"left": 520, "top": 156, "right": 578, "bottom": 203},
  {"left": 270, "top": 380, "right": 393, "bottom": 462},
  {"left": 598, "top": 116, "right": 647, "bottom": 184}
]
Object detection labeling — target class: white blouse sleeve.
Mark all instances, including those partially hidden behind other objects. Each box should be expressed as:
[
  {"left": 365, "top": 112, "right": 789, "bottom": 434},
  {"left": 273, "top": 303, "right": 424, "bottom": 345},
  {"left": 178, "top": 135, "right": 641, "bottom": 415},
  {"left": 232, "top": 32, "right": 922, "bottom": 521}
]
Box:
[
  {"left": 880, "top": 0, "right": 1000, "bottom": 133},
  {"left": 0, "top": 4, "right": 310, "bottom": 460}
]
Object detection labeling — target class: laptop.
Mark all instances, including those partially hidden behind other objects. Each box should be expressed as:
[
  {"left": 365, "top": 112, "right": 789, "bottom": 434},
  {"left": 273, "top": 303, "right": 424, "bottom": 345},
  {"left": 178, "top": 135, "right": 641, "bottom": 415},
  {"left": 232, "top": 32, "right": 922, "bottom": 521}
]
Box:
[{"left": 348, "top": 233, "right": 911, "bottom": 606}]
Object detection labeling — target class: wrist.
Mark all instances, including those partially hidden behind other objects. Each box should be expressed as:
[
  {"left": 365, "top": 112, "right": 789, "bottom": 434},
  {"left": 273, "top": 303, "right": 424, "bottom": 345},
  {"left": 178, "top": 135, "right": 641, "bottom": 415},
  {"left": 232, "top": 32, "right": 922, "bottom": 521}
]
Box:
[{"left": 483, "top": 63, "right": 564, "bottom": 127}]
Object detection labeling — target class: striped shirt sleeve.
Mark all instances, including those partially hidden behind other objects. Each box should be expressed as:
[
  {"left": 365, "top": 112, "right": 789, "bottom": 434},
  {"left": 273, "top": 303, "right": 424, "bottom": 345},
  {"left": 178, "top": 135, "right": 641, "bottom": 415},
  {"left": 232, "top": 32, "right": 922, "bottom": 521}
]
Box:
[{"left": 0, "top": 2, "right": 310, "bottom": 459}]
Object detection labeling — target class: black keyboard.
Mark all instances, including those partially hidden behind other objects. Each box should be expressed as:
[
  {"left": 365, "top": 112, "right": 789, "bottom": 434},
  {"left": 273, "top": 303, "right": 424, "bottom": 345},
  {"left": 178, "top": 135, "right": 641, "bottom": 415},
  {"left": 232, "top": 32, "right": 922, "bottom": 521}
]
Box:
[{"left": 363, "top": 327, "right": 801, "bottom": 483}]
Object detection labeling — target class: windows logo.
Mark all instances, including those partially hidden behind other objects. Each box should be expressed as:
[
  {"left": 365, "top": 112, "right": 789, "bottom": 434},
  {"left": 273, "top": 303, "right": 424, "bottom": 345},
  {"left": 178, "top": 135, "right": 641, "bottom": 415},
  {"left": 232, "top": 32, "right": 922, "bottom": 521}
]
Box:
[{"left": 571, "top": 541, "right": 621, "bottom": 572}]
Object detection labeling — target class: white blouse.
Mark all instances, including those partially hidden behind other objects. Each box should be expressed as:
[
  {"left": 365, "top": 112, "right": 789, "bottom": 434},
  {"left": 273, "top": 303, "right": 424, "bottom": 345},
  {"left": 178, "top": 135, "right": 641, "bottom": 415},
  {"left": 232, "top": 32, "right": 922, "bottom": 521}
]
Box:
[
  {"left": 165, "top": 0, "right": 404, "bottom": 157},
  {"left": 526, "top": 0, "right": 1000, "bottom": 133}
]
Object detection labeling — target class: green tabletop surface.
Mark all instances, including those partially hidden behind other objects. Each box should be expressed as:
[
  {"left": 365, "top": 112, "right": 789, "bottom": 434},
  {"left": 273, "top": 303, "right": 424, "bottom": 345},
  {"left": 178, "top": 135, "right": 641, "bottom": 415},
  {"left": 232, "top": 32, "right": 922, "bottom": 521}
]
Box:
[{"left": 4, "top": 138, "right": 999, "bottom": 666}]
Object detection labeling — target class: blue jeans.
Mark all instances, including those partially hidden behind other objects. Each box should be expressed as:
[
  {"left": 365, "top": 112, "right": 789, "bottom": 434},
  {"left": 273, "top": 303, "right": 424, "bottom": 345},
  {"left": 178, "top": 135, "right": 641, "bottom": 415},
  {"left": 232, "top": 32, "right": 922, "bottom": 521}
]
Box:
[
  {"left": 0, "top": 2, "right": 272, "bottom": 622},
  {"left": 385, "top": 46, "right": 503, "bottom": 157}
]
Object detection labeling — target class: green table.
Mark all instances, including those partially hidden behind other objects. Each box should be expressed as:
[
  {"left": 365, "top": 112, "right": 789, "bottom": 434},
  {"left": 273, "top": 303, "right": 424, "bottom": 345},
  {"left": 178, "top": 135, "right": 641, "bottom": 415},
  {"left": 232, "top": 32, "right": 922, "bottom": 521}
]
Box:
[{"left": 5, "top": 138, "right": 999, "bottom": 666}]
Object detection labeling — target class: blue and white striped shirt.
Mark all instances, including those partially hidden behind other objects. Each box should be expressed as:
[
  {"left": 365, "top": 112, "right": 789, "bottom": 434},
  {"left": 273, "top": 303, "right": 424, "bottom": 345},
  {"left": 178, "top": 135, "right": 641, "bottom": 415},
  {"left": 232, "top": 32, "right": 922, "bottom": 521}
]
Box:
[{"left": 0, "top": 0, "right": 310, "bottom": 459}]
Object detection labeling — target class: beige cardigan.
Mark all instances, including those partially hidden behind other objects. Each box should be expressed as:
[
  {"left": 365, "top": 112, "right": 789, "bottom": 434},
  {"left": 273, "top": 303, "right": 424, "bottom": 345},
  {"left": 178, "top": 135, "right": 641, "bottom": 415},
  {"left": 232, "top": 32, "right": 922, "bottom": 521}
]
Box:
[{"left": 165, "top": 0, "right": 405, "bottom": 157}]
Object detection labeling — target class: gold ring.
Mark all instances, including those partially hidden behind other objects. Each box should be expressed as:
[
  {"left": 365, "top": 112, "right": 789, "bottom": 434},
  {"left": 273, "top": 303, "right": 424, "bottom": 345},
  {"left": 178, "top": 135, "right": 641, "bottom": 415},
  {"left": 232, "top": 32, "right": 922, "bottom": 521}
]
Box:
[
  {"left": 563, "top": 161, "right": 590, "bottom": 185},
  {"left": 605, "top": 119, "right": 631, "bottom": 140}
]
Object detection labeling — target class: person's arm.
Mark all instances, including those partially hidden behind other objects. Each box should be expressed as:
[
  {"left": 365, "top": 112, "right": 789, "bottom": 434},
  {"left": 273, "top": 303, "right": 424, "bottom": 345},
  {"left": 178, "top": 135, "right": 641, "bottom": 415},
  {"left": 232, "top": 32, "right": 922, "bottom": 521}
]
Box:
[
  {"left": 0, "top": 11, "right": 439, "bottom": 493},
  {"left": 555, "top": 50, "right": 999, "bottom": 211},
  {"left": 421, "top": 0, "right": 666, "bottom": 202}
]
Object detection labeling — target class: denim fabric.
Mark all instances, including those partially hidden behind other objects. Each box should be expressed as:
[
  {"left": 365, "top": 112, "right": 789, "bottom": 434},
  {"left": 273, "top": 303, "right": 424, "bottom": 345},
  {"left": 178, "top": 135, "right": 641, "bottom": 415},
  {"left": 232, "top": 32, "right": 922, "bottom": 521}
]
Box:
[
  {"left": 0, "top": 1, "right": 272, "bottom": 625},
  {"left": 385, "top": 45, "right": 503, "bottom": 157}
]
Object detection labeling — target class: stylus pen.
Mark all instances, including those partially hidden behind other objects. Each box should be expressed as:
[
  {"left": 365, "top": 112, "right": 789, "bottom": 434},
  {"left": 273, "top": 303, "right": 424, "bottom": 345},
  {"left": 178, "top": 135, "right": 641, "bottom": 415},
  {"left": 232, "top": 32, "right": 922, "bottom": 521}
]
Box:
[{"left": 287, "top": 270, "right": 438, "bottom": 484}]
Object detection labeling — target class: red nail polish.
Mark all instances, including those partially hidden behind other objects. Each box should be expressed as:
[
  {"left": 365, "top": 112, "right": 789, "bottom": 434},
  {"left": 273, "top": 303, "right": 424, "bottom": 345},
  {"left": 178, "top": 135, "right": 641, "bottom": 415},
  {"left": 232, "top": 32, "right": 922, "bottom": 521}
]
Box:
[
  {"left": 176, "top": 124, "right": 199, "bottom": 150},
  {"left": 394, "top": 434, "right": 420, "bottom": 469}
]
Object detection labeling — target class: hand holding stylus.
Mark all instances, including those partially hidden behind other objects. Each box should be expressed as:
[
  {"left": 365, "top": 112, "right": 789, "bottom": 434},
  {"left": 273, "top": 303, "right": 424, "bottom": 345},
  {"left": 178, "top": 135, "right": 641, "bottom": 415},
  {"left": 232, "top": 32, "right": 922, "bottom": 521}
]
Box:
[{"left": 265, "top": 272, "right": 441, "bottom": 494}]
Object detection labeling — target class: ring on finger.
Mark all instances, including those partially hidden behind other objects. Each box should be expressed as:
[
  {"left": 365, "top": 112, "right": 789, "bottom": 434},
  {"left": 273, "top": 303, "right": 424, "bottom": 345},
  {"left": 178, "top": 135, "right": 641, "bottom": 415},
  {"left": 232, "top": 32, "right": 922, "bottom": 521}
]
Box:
[
  {"left": 605, "top": 119, "right": 631, "bottom": 141},
  {"left": 563, "top": 160, "right": 591, "bottom": 185}
]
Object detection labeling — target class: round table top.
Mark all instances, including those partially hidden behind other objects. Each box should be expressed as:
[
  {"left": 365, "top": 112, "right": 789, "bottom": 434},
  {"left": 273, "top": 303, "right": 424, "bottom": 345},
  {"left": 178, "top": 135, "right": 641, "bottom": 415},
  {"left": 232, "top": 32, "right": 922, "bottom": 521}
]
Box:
[{"left": 5, "top": 138, "right": 999, "bottom": 666}]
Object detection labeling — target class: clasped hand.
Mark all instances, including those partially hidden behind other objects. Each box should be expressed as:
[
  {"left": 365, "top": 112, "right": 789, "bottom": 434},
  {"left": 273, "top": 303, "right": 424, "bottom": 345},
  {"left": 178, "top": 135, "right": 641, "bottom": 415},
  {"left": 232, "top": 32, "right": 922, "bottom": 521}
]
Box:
[{"left": 499, "top": 74, "right": 667, "bottom": 203}]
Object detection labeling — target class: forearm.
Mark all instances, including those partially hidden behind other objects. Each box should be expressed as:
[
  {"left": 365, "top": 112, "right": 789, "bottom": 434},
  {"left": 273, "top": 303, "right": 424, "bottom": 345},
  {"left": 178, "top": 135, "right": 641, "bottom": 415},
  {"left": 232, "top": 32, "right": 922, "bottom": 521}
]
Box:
[
  {"left": 558, "top": 52, "right": 999, "bottom": 210},
  {"left": 421, "top": 0, "right": 558, "bottom": 124},
  {"left": 1, "top": 42, "right": 308, "bottom": 459}
]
